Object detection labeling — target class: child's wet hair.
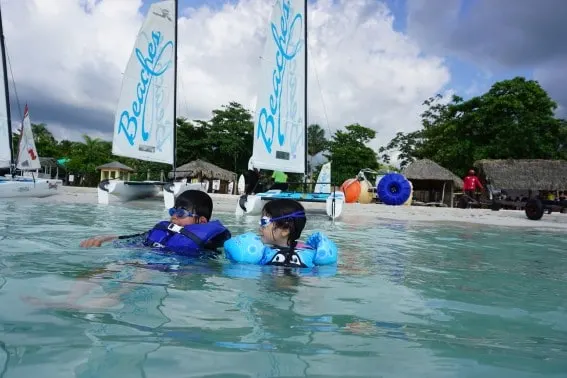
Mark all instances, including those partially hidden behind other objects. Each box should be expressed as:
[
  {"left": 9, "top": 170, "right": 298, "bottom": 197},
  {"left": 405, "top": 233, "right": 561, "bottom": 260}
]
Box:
[
  {"left": 174, "top": 190, "right": 213, "bottom": 220},
  {"left": 262, "top": 199, "right": 306, "bottom": 248}
]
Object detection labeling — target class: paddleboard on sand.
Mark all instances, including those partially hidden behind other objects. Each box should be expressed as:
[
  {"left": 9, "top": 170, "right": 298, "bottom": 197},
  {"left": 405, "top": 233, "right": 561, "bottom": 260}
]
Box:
[{"left": 237, "top": 174, "right": 245, "bottom": 195}]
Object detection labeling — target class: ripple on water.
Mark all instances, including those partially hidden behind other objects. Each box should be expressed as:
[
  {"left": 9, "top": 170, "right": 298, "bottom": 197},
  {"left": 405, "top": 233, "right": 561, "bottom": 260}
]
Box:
[{"left": 0, "top": 200, "right": 565, "bottom": 377}]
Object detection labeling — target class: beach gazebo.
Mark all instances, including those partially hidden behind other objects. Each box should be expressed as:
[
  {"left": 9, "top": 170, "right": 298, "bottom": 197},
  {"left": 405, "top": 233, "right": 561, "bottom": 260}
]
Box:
[
  {"left": 402, "top": 159, "right": 464, "bottom": 207},
  {"left": 39, "top": 157, "right": 65, "bottom": 179},
  {"left": 96, "top": 161, "right": 134, "bottom": 182},
  {"left": 169, "top": 159, "right": 237, "bottom": 193},
  {"left": 474, "top": 159, "right": 567, "bottom": 199}
]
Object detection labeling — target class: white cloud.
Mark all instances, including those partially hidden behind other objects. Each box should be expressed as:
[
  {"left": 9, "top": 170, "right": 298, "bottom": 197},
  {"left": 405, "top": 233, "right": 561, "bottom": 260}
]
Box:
[{"left": 2, "top": 0, "right": 451, "bottom": 152}]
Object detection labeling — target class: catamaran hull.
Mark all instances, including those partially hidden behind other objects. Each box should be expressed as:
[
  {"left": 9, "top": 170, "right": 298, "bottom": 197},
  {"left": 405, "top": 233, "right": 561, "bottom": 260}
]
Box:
[
  {"left": 0, "top": 178, "right": 62, "bottom": 198},
  {"left": 97, "top": 179, "right": 162, "bottom": 204},
  {"left": 235, "top": 190, "right": 345, "bottom": 220},
  {"left": 163, "top": 181, "right": 208, "bottom": 209}
]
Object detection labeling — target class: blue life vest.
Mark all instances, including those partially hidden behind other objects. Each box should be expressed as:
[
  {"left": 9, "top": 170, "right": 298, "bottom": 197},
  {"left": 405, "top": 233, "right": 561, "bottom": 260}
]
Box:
[
  {"left": 144, "top": 220, "right": 231, "bottom": 257},
  {"left": 223, "top": 231, "right": 338, "bottom": 268}
]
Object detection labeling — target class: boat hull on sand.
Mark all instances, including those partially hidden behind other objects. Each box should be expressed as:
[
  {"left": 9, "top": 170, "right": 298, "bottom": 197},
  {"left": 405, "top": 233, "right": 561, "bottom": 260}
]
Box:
[
  {"left": 0, "top": 177, "right": 62, "bottom": 198},
  {"left": 97, "top": 179, "right": 162, "bottom": 204},
  {"left": 235, "top": 189, "right": 345, "bottom": 220}
]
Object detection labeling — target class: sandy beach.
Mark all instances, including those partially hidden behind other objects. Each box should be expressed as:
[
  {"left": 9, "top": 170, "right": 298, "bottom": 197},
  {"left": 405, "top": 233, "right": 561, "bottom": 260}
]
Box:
[
  {"left": 17, "top": 186, "right": 567, "bottom": 230},
  {"left": 28, "top": 186, "right": 567, "bottom": 231}
]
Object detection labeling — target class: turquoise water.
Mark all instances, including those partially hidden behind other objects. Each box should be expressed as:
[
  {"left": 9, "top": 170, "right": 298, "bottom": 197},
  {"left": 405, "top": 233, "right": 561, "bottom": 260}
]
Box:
[{"left": 0, "top": 199, "right": 566, "bottom": 377}]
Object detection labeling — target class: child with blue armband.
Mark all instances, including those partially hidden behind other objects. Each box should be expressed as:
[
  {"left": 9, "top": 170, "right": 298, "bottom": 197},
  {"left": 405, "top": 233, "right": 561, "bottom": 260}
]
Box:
[{"left": 224, "top": 199, "right": 338, "bottom": 268}]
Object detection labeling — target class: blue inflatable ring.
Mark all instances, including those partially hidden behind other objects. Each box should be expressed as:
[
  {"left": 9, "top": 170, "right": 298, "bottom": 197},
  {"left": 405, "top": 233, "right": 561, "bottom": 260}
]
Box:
[{"left": 377, "top": 173, "right": 412, "bottom": 206}]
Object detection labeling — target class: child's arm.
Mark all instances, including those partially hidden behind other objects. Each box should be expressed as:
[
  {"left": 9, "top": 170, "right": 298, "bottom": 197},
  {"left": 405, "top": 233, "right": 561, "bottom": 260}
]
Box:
[
  {"left": 80, "top": 235, "right": 118, "bottom": 248},
  {"left": 80, "top": 232, "right": 147, "bottom": 248}
]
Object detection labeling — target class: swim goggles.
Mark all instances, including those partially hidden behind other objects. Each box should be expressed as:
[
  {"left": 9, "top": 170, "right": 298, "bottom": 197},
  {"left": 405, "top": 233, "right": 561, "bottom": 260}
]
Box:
[
  {"left": 259, "top": 211, "right": 306, "bottom": 228},
  {"left": 168, "top": 207, "right": 199, "bottom": 218}
]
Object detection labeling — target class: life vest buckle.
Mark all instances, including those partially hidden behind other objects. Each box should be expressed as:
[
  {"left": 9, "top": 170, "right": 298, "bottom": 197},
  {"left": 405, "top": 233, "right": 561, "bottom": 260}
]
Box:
[{"left": 167, "top": 223, "right": 183, "bottom": 233}]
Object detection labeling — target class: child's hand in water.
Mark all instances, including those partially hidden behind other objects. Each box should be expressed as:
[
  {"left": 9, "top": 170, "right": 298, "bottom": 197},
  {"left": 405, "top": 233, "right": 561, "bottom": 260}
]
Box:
[{"left": 80, "top": 235, "right": 117, "bottom": 248}]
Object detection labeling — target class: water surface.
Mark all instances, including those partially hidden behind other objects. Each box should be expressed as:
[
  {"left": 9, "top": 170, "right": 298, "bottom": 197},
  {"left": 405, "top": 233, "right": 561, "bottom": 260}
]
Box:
[{"left": 0, "top": 200, "right": 565, "bottom": 377}]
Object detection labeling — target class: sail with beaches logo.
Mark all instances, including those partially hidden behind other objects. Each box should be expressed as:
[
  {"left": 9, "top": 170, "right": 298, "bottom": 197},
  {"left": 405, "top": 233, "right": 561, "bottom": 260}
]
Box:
[
  {"left": 112, "top": 0, "right": 176, "bottom": 165},
  {"left": 252, "top": 0, "right": 306, "bottom": 173}
]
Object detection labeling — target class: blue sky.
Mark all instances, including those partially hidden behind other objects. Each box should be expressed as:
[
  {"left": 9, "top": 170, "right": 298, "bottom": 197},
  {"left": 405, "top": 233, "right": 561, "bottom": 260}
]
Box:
[{"left": 383, "top": 0, "right": 535, "bottom": 99}]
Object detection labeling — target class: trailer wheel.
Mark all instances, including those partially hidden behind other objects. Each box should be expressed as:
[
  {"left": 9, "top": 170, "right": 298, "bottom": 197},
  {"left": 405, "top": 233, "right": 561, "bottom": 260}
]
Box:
[
  {"left": 458, "top": 197, "right": 468, "bottom": 209},
  {"left": 490, "top": 201, "right": 501, "bottom": 211},
  {"left": 525, "top": 199, "right": 544, "bottom": 221}
]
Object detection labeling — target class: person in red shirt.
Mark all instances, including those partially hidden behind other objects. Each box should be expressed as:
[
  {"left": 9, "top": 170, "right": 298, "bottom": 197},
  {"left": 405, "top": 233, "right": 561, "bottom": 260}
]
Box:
[{"left": 463, "top": 169, "right": 484, "bottom": 200}]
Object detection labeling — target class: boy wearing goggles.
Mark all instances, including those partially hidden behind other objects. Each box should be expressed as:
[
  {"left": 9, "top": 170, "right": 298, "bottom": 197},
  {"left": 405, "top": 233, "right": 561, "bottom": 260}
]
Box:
[{"left": 80, "top": 190, "right": 230, "bottom": 257}]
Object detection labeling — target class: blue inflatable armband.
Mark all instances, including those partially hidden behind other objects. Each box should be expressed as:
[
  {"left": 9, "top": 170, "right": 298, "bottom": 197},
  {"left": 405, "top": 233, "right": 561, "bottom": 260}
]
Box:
[
  {"left": 224, "top": 231, "right": 339, "bottom": 267},
  {"left": 305, "top": 232, "right": 338, "bottom": 265},
  {"left": 223, "top": 232, "right": 266, "bottom": 264}
]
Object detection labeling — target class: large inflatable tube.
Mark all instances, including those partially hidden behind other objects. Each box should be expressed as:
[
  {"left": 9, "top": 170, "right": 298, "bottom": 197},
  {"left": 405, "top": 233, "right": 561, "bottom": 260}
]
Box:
[{"left": 377, "top": 173, "right": 412, "bottom": 206}]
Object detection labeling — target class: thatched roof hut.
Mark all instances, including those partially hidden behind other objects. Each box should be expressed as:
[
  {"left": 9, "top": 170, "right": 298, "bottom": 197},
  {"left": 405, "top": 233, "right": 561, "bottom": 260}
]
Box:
[
  {"left": 36, "top": 157, "right": 66, "bottom": 179},
  {"left": 169, "top": 159, "right": 236, "bottom": 181},
  {"left": 96, "top": 161, "right": 134, "bottom": 172},
  {"left": 401, "top": 159, "right": 463, "bottom": 207},
  {"left": 39, "top": 157, "right": 59, "bottom": 169},
  {"left": 402, "top": 159, "right": 463, "bottom": 189},
  {"left": 474, "top": 159, "right": 567, "bottom": 190}
]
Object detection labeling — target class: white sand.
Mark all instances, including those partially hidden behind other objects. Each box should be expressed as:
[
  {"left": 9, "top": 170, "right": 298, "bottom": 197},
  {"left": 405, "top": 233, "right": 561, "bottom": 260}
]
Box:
[{"left": 35, "top": 186, "right": 567, "bottom": 231}]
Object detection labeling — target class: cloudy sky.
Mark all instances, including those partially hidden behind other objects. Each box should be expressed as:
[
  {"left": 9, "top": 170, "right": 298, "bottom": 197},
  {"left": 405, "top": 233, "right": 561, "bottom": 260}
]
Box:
[{"left": 1, "top": 0, "right": 565, "bottom": 154}]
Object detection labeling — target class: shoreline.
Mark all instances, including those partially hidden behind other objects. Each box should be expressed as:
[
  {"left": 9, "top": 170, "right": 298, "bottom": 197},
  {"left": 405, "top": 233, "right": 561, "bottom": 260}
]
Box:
[{"left": 20, "top": 186, "right": 567, "bottom": 231}]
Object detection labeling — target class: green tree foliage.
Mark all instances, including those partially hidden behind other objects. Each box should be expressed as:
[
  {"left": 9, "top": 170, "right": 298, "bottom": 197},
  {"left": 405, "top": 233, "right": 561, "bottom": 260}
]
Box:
[
  {"left": 65, "top": 135, "right": 112, "bottom": 185},
  {"left": 379, "top": 77, "right": 567, "bottom": 176},
  {"left": 57, "top": 140, "right": 78, "bottom": 157},
  {"left": 202, "top": 102, "right": 254, "bottom": 174},
  {"left": 7, "top": 102, "right": 256, "bottom": 185},
  {"left": 306, "top": 123, "right": 329, "bottom": 174},
  {"left": 307, "top": 124, "right": 328, "bottom": 157},
  {"left": 32, "top": 123, "right": 60, "bottom": 157},
  {"left": 174, "top": 102, "right": 254, "bottom": 175},
  {"left": 325, "top": 123, "right": 380, "bottom": 185},
  {"left": 175, "top": 117, "right": 209, "bottom": 165}
]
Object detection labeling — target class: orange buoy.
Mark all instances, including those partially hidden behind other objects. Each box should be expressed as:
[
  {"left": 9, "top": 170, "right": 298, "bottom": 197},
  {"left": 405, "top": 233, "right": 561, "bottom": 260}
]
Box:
[{"left": 340, "top": 178, "right": 361, "bottom": 203}]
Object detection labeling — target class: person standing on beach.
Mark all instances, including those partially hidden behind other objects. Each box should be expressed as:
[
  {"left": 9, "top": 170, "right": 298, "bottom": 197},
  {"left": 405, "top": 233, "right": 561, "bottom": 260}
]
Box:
[
  {"left": 243, "top": 158, "right": 269, "bottom": 195},
  {"left": 270, "top": 170, "right": 289, "bottom": 191},
  {"left": 244, "top": 167, "right": 261, "bottom": 195},
  {"left": 463, "top": 169, "right": 484, "bottom": 200}
]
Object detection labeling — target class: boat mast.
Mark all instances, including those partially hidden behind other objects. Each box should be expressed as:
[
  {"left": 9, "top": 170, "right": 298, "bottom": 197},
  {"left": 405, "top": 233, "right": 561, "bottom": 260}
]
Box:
[
  {"left": 0, "top": 4, "right": 14, "bottom": 175},
  {"left": 172, "top": 0, "right": 178, "bottom": 181},
  {"left": 303, "top": 0, "right": 308, "bottom": 190}
]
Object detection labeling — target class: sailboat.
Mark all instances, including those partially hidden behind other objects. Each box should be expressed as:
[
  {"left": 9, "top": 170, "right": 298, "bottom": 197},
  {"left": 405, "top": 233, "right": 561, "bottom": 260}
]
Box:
[
  {"left": 0, "top": 6, "right": 61, "bottom": 198},
  {"left": 236, "top": 0, "right": 345, "bottom": 219},
  {"left": 98, "top": 0, "right": 205, "bottom": 206}
]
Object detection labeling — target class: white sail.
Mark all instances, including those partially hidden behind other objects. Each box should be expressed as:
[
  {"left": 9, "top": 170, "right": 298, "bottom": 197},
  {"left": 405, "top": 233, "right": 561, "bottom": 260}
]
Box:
[
  {"left": 251, "top": 0, "right": 306, "bottom": 174},
  {"left": 0, "top": 23, "right": 10, "bottom": 169},
  {"left": 314, "top": 162, "right": 331, "bottom": 193},
  {"left": 16, "top": 105, "right": 41, "bottom": 170},
  {"left": 112, "top": 0, "right": 176, "bottom": 165}
]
